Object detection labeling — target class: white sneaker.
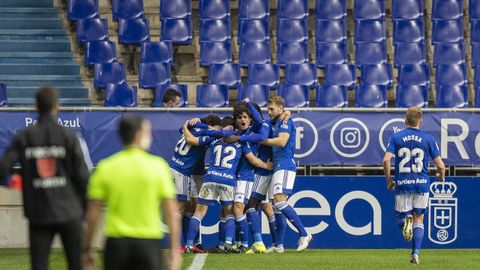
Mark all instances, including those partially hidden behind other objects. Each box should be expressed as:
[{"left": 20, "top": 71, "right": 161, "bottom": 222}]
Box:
[
  {"left": 266, "top": 246, "right": 276, "bottom": 253},
  {"left": 296, "top": 234, "right": 312, "bottom": 252},
  {"left": 410, "top": 254, "right": 420, "bottom": 265},
  {"left": 274, "top": 245, "right": 285, "bottom": 253},
  {"left": 403, "top": 215, "right": 413, "bottom": 242}
]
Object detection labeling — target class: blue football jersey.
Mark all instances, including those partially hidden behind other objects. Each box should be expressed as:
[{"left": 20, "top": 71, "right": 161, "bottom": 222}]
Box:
[
  {"left": 236, "top": 141, "right": 259, "bottom": 181},
  {"left": 169, "top": 128, "right": 208, "bottom": 176},
  {"left": 386, "top": 128, "right": 441, "bottom": 194},
  {"left": 204, "top": 138, "right": 245, "bottom": 187},
  {"left": 272, "top": 119, "right": 296, "bottom": 172},
  {"left": 255, "top": 121, "right": 273, "bottom": 176}
]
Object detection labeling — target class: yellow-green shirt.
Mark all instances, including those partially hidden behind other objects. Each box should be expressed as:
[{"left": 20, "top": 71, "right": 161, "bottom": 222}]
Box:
[{"left": 88, "top": 147, "right": 176, "bottom": 239}]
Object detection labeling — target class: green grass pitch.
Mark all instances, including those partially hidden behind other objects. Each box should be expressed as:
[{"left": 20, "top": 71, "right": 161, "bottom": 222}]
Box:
[{"left": 1, "top": 249, "right": 479, "bottom": 270}]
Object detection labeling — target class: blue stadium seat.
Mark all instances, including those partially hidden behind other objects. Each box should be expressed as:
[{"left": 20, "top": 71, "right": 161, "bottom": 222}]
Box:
[
  {"left": 435, "top": 64, "right": 468, "bottom": 86},
  {"left": 94, "top": 62, "right": 126, "bottom": 89},
  {"left": 237, "top": 84, "right": 270, "bottom": 107},
  {"left": 239, "top": 0, "right": 269, "bottom": 19},
  {"left": 152, "top": 83, "right": 188, "bottom": 107},
  {"left": 316, "top": 0, "right": 346, "bottom": 20},
  {"left": 316, "top": 42, "right": 347, "bottom": 67},
  {"left": 394, "top": 42, "right": 426, "bottom": 66},
  {"left": 238, "top": 19, "right": 269, "bottom": 43},
  {"left": 277, "top": 42, "right": 308, "bottom": 66},
  {"left": 278, "top": 84, "right": 310, "bottom": 107},
  {"left": 316, "top": 19, "right": 347, "bottom": 43},
  {"left": 138, "top": 62, "right": 171, "bottom": 88},
  {"left": 354, "top": 20, "right": 386, "bottom": 43},
  {"left": 395, "top": 85, "right": 429, "bottom": 108},
  {"left": 433, "top": 43, "right": 465, "bottom": 65},
  {"left": 239, "top": 42, "right": 271, "bottom": 66},
  {"left": 355, "top": 42, "right": 387, "bottom": 65},
  {"left": 360, "top": 64, "right": 393, "bottom": 88},
  {"left": 472, "top": 43, "right": 480, "bottom": 67},
  {"left": 436, "top": 84, "right": 468, "bottom": 108},
  {"left": 470, "top": 20, "right": 480, "bottom": 43},
  {"left": 470, "top": 0, "right": 480, "bottom": 20},
  {"left": 397, "top": 64, "right": 430, "bottom": 86},
  {"left": 392, "top": 0, "right": 423, "bottom": 20},
  {"left": 247, "top": 64, "right": 279, "bottom": 89},
  {"left": 277, "top": 19, "right": 308, "bottom": 43},
  {"left": 76, "top": 18, "right": 108, "bottom": 43},
  {"left": 196, "top": 84, "right": 229, "bottom": 107},
  {"left": 161, "top": 18, "right": 192, "bottom": 44},
  {"left": 140, "top": 41, "right": 173, "bottom": 64},
  {"left": 354, "top": 0, "right": 385, "bottom": 20},
  {"left": 85, "top": 41, "right": 117, "bottom": 66},
  {"left": 199, "top": 0, "right": 230, "bottom": 19},
  {"left": 432, "top": 19, "right": 464, "bottom": 44},
  {"left": 355, "top": 84, "right": 388, "bottom": 108},
  {"left": 112, "top": 0, "right": 144, "bottom": 20},
  {"left": 285, "top": 63, "right": 318, "bottom": 87},
  {"left": 324, "top": 64, "right": 356, "bottom": 89},
  {"left": 160, "top": 0, "right": 191, "bottom": 19},
  {"left": 200, "top": 42, "right": 232, "bottom": 66},
  {"left": 277, "top": 0, "right": 308, "bottom": 19},
  {"left": 0, "top": 83, "right": 7, "bottom": 107},
  {"left": 393, "top": 19, "right": 424, "bottom": 43},
  {"left": 208, "top": 63, "right": 241, "bottom": 89},
  {"left": 118, "top": 18, "right": 150, "bottom": 45},
  {"left": 104, "top": 83, "right": 137, "bottom": 107},
  {"left": 200, "top": 19, "right": 231, "bottom": 42},
  {"left": 432, "top": 0, "right": 463, "bottom": 20},
  {"left": 315, "top": 85, "right": 348, "bottom": 107},
  {"left": 68, "top": 0, "right": 98, "bottom": 20}
]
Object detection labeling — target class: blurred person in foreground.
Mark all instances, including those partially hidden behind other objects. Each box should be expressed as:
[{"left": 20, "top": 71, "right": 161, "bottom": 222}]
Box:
[
  {"left": 82, "top": 115, "right": 181, "bottom": 270},
  {"left": 0, "top": 86, "right": 90, "bottom": 270}
]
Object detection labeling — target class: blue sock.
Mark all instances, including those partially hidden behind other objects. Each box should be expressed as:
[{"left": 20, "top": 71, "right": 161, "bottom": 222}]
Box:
[
  {"left": 276, "top": 201, "right": 308, "bottom": 237},
  {"left": 236, "top": 214, "right": 249, "bottom": 246},
  {"left": 186, "top": 215, "right": 201, "bottom": 247},
  {"left": 182, "top": 214, "right": 192, "bottom": 245},
  {"left": 225, "top": 215, "right": 235, "bottom": 244},
  {"left": 274, "top": 210, "right": 286, "bottom": 247},
  {"left": 219, "top": 218, "right": 226, "bottom": 247},
  {"left": 412, "top": 223, "right": 424, "bottom": 255},
  {"left": 268, "top": 215, "right": 276, "bottom": 245},
  {"left": 246, "top": 208, "right": 263, "bottom": 243}
]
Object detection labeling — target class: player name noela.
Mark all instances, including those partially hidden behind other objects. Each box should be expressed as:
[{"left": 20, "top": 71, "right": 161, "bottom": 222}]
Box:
[
  {"left": 25, "top": 117, "right": 81, "bottom": 128},
  {"left": 402, "top": 135, "right": 422, "bottom": 143}
]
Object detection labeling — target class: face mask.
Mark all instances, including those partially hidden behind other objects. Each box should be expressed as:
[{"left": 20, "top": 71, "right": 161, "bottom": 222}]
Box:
[{"left": 140, "top": 135, "right": 152, "bottom": 150}]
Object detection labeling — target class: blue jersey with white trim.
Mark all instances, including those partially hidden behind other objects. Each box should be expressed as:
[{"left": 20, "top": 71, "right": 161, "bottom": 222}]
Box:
[
  {"left": 169, "top": 128, "right": 207, "bottom": 176},
  {"left": 255, "top": 121, "right": 273, "bottom": 176},
  {"left": 386, "top": 128, "right": 441, "bottom": 194},
  {"left": 236, "top": 141, "right": 259, "bottom": 181},
  {"left": 272, "top": 119, "right": 296, "bottom": 172},
  {"left": 204, "top": 138, "right": 244, "bottom": 187}
]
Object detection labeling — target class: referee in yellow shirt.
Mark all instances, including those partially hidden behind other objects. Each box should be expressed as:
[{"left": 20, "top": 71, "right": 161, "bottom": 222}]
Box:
[{"left": 82, "top": 115, "right": 181, "bottom": 270}]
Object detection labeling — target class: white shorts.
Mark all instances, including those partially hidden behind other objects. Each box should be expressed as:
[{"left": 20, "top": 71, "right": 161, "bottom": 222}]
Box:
[
  {"left": 170, "top": 168, "right": 190, "bottom": 202},
  {"left": 394, "top": 192, "right": 429, "bottom": 217},
  {"left": 234, "top": 180, "right": 253, "bottom": 204},
  {"left": 198, "top": 182, "right": 235, "bottom": 206},
  {"left": 190, "top": 175, "right": 204, "bottom": 198},
  {"left": 271, "top": 170, "right": 296, "bottom": 197},
  {"left": 251, "top": 174, "right": 272, "bottom": 200}
]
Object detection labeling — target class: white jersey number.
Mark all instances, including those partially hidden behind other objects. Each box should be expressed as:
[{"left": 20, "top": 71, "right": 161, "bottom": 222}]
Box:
[
  {"left": 398, "top": 147, "right": 424, "bottom": 173},
  {"left": 213, "top": 145, "right": 237, "bottom": 169},
  {"left": 174, "top": 136, "right": 191, "bottom": 156}
]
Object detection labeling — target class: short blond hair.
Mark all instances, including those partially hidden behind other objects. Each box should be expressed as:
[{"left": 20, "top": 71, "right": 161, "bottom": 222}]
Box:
[
  {"left": 268, "top": 96, "right": 285, "bottom": 108},
  {"left": 405, "top": 107, "right": 422, "bottom": 127}
]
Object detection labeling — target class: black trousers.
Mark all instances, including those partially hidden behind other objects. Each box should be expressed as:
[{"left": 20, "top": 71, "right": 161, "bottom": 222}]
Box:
[
  {"left": 29, "top": 219, "right": 83, "bottom": 270},
  {"left": 104, "top": 237, "right": 163, "bottom": 270}
]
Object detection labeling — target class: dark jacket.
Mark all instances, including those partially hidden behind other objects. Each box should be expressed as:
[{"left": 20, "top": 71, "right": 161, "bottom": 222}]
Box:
[{"left": 0, "top": 114, "right": 90, "bottom": 224}]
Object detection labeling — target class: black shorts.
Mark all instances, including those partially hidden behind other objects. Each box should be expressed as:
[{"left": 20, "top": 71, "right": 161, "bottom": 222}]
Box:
[{"left": 104, "top": 237, "right": 163, "bottom": 270}]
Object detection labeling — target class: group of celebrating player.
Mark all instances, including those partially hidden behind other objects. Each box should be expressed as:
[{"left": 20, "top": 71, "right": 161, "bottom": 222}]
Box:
[{"left": 169, "top": 96, "right": 312, "bottom": 254}]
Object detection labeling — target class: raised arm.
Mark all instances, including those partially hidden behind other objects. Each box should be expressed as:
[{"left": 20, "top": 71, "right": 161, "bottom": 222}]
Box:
[
  {"left": 263, "top": 132, "right": 290, "bottom": 147},
  {"left": 183, "top": 121, "right": 200, "bottom": 146},
  {"left": 244, "top": 152, "right": 273, "bottom": 170},
  {"left": 383, "top": 152, "right": 395, "bottom": 190},
  {"left": 239, "top": 122, "right": 270, "bottom": 143},
  {"left": 245, "top": 100, "right": 263, "bottom": 125}
]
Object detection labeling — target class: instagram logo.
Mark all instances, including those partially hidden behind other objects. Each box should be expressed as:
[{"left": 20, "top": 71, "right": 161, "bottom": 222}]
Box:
[{"left": 341, "top": 128, "right": 361, "bottom": 148}]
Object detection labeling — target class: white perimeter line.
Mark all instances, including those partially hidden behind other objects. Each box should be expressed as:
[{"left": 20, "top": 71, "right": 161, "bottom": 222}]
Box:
[{"left": 188, "top": 253, "right": 208, "bottom": 270}]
